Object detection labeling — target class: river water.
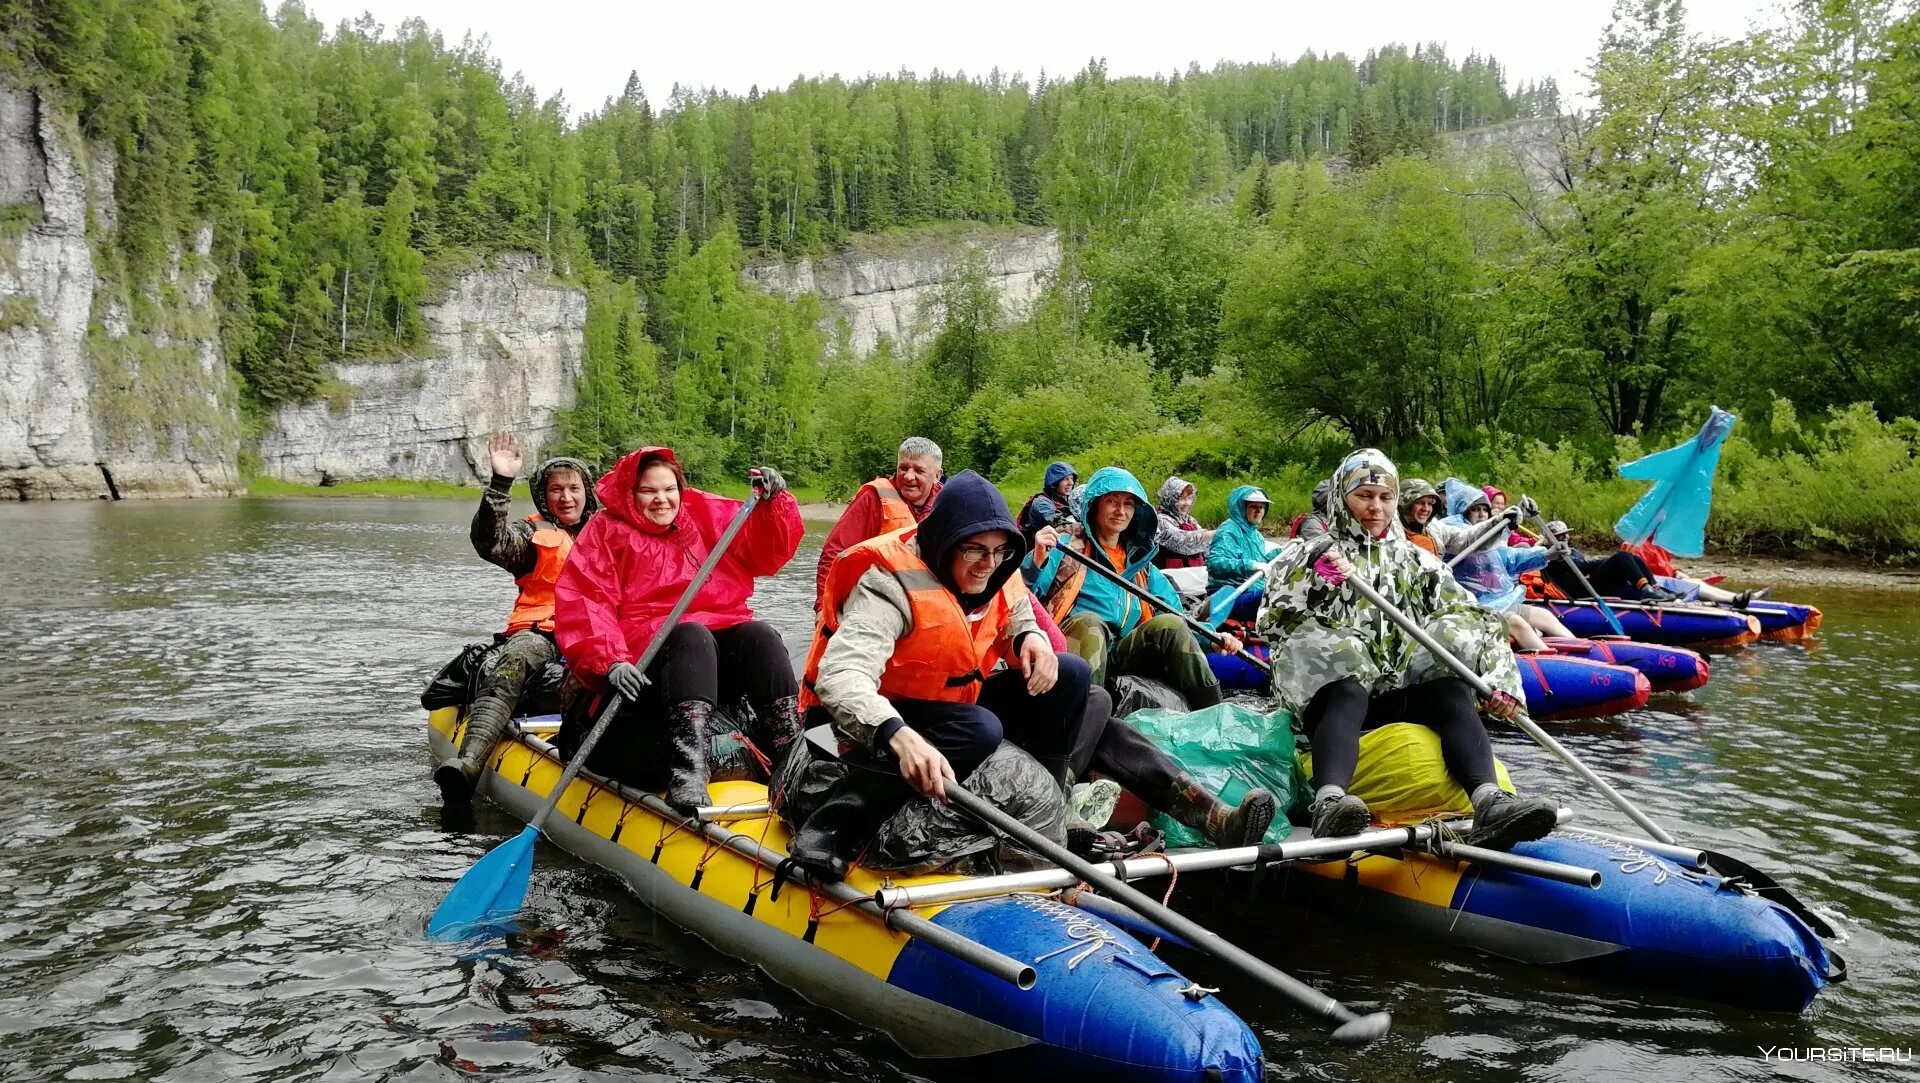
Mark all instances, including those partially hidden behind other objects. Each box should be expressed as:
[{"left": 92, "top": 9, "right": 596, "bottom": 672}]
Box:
[{"left": 2, "top": 497, "right": 1916, "bottom": 1082}]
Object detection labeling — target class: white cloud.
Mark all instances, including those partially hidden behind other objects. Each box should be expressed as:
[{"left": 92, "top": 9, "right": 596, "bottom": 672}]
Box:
[{"left": 298, "top": 0, "right": 1791, "bottom": 115}]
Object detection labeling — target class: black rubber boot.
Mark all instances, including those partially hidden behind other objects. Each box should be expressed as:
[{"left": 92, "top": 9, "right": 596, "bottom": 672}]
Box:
[
  {"left": 664, "top": 699, "right": 716, "bottom": 812},
  {"left": 434, "top": 696, "right": 512, "bottom": 806},
  {"left": 786, "top": 768, "right": 910, "bottom": 882},
  {"left": 1308, "top": 791, "right": 1372, "bottom": 840},
  {"left": 1167, "top": 775, "right": 1278, "bottom": 848},
  {"left": 1466, "top": 789, "right": 1558, "bottom": 851},
  {"left": 758, "top": 694, "right": 805, "bottom": 772}
]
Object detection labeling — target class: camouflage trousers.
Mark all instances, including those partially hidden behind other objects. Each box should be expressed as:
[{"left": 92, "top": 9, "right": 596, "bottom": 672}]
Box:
[
  {"left": 1060, "top": 612, "right": 1223, "bottom": 709},
  {"left": 475, "top": 629, "right": 563, "bottom": 716}
]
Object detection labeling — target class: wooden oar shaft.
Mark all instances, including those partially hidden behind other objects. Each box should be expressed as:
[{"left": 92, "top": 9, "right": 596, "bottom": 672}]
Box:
[
  {"left": 1333, "top": 556, "right": 1679, "bottom": 845},
  {"left": 1053, "top": 542, "right": 1273, "bottom": 675},
  {"left": 942, "top": 783, "right": 1389, "bottom": 1042}
]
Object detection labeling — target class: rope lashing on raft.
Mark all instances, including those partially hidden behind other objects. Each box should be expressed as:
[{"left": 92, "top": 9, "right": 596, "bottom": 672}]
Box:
[{"left": 1556, "top": 828, "right": 1718, "bottom": 888}]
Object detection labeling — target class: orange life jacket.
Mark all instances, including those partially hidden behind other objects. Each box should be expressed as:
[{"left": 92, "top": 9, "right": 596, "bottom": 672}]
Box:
[
  {"left": 863, "top": 476, "right": 919, "bottom": 534},
  {"left": 505, "top": 515, "right": 573, "bottom": 634},
  {"left": 800, "top": 526, "right": 1023, "bottom": 712},
  {"left": 1037, "top": 538, "right": 1152, "bottom": 628}
]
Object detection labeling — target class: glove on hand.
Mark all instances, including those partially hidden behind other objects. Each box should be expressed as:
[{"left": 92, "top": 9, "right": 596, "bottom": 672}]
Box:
[
  {"left": 748, "top": 466, "right": 787, "bottom": 497},
  {"left": 606, "top": 662, "right": 649, "bottom": 701},
  {"left": 1311, "top": 553, "right": 1349, "bottom": 587}
]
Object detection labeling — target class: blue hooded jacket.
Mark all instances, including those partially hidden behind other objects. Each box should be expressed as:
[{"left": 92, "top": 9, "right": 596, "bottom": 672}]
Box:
[
  {"left": 1205, "top": 484, "right": 1275, "bottom": 593},
  {"left": 1026, "top": 467, "right": 1182, "bottom": 637},
  {"left": 1436, "top": 478, "right": 1544, "bottom": 613}
]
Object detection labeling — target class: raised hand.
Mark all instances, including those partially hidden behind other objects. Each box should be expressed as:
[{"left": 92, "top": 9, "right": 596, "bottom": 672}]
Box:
[{"left": 488, "top": 432, "right": 524, "bottom": 479}]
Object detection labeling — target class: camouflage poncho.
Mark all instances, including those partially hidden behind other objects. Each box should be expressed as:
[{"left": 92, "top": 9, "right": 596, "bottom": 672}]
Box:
[{"left": 1255, "top": 453, "right": 1523, "bottom": 715}]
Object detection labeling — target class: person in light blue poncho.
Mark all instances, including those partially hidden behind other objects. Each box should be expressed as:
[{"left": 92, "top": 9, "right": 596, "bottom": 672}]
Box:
[{"left": 1432, "top": 479, "right": 1574, "bottom": 652}]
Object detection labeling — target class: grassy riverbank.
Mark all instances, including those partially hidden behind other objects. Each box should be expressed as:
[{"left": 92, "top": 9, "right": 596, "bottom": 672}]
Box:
[{"left": 246, "top": 477, "right": 510, "bottom": 499}]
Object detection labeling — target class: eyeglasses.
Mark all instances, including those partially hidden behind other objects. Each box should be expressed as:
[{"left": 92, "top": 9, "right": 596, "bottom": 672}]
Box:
[{"left": 956, "top": 543, "right": 1018, "bottom": 564}]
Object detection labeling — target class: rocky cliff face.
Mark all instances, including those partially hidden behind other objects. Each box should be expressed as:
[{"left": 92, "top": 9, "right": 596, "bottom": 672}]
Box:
[
  {"left": 257, "top": 252, "right": 587, "bottom": 485},
  {"left": 1448, "top": 116, "right": 1581, "bottom": 197},
  {"left": 0, "top": 85, "right": 241, "bottom": 499},
  {"left": 745, "top": 227, "right": 1060, "bottom": 356}
]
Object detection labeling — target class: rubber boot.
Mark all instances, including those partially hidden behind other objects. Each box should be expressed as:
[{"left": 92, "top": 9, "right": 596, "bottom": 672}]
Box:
[
  {"left": 1166, "top": 775, "right": 1277, "bottom": 848},
  {"left": 434, "top": 696, "right": 512, "bottom": 806},
  {"left": 758, "top": 694, "right": 805, "bottom": 772},
  {"left": 664, "top": 699, "right": 716, "bottom": 812},
  {"left": 786, "top": 768, "right": 910, "bottom": 882},
  {"left": 1466, "top": 789, "right": 1558, "bottom": 851}
]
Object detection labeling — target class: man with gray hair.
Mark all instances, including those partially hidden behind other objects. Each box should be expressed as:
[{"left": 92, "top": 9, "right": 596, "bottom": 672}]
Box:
[{"left": 814, "top": 437, "right": 945, "bottom": 606}]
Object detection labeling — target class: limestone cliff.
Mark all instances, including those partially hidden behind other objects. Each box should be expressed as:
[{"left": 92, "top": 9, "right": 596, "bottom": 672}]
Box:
[
  {"left": 256, "top": 252, "right": 586, "bottom": 485},
  {"left": 745, "top": 226, "right": 1060, "bottom": 356},
  {"left": 0, "top": 84, "right": 241, "bottom": 499}
]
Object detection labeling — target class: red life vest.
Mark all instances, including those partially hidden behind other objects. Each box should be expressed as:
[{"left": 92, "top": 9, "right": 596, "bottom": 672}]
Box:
[
  {"left": 800, "top": 526, "right": 1022, "bottom": 712},
  {"left": 505, "top": 515, "right": 573, "bottom": 634}
]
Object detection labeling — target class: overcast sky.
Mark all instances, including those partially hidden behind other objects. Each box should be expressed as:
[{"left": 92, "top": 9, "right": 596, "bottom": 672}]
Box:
[{"left": 299, "top": 0, "right": 1791, "bottom": 116}]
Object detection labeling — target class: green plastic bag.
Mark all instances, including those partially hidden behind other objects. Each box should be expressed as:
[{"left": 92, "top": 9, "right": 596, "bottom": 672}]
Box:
[{"left": 1127, "top": 703, "right": 1309, "bottom": 847}]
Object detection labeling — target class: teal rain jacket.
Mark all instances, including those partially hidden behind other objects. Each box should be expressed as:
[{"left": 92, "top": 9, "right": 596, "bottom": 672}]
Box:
[
  {"left": 1206, "top": 485, "right": 1275, "bottom": 593},
  {"left": 1026, "top": 467, "right": 1182, "bottom": 638}
]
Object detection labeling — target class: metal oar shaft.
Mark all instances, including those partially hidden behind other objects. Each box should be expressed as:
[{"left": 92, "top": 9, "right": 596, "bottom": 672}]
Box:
[
  {"left": 942, "top": 784, "right": 1389, "bottom": 1042},
  {"left": 876, "top": 819, "right": 1600, "bottom": 909},
  {"left": 1054, "top": 543, "right": 1272, "bottom": 674},
  {"left": 1525, "top": 511, "right": 1627, "bottom": 636},
  {"left": 527, "top": 491, "right": 762, "bottom": 836},
  {"left": 1336, "top": 565, "right": 1680, "bottom": 846},
  {"left": 1445, "top": 511, "right": 1519, "bottom": 569}
]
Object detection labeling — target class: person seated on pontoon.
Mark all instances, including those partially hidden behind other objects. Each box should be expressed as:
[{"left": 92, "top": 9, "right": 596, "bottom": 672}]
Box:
[
  {"left": 1430, "top": 480, "right": 1575, "bottom": 652},
  {"left": 1257, "top": 449, "right": 1560, "bottom": 851},
  {"left": 785, "top": 471, "right": 1274, "bottom": 882},
  {"left": 435, "top": 433, "right": 599, "bottom": 805}
]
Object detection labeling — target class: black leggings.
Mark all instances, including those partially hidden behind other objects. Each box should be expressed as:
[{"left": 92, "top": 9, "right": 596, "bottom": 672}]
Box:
[
  {"left": 638, "top": 620, "right": 796, "bottom": 713},
  {"left": 1548, "top": 551, "right": 1657, "bottom": 599},
  {"left": 571, "top": 620, "right": 796, "bottom": 779},
  {"left": 1301, "top": 677, "right": 1497, "bottom": 794}
]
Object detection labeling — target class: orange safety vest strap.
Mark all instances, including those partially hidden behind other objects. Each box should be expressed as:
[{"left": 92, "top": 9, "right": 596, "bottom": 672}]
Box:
[
  {"left": 1044, "top": 551, "right": 1088, "bottom": 626},
  {"left": 866, "top": 477, "right": 918, "bottom": 533}
]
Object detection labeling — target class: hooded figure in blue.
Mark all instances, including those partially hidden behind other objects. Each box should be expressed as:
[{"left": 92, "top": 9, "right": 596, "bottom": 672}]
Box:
[
  {"left": 1026, "top": 467, "right": 1240, "bottom": 708},
  {"left": 1016, "top": 460, "right": 1079, "bottom": 543},
  {"left": 1432, "top": 478, "right": 1575, "bottom": 652},
  {"left": 1206, "top": 485, "right": 1276, "bottom": 593}
]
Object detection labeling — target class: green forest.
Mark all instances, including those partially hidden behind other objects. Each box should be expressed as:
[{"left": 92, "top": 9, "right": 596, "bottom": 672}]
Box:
[{"left": 4, "top": 0, "right": 1918, "bottom": 555}]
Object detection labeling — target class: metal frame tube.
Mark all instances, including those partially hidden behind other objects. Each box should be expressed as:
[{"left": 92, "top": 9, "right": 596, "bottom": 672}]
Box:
[
  {"left": 1559, "top": 826, "right": 1707, "bottom": 868},
  {"left": 695, "top": 801, "right": 773, "bottom": 822},
  {"left": 1426, "top": 838, "right": 1602, "bottom": 887}
]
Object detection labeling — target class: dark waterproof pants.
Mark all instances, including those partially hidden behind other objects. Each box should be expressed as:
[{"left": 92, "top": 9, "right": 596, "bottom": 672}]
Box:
[
  {"left": 1547, "top": 551, "right": 1659, "bottom": 600},
  {"left": 1301, "top": 677, "right": 1498, "bottom": 794}
]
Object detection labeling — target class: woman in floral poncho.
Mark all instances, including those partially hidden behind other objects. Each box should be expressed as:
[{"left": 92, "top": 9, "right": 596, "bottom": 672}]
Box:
[{"left": 1256, "top": 449, "right": 1559, "bottom": 851}]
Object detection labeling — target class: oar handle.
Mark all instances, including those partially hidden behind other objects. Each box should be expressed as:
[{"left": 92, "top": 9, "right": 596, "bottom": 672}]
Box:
[
  {"left": 942, "top": 782, "right": 1389, "bottom": 1043},
  {"left": 526, "top": 489, "right": 765, "bottom": 835},
  {"left": 1052, "top": 542, "right": 1273, "bottom": 675},
  {"left": 1331, "top": 551, "right": 1679, "bottom": 846}
]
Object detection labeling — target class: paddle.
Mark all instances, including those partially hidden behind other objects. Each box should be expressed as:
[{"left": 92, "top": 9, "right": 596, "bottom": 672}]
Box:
[
  {"left": 1048, "top": 540, "right": 1273, "bottom": 675},
  {"left": 427, "top": 486, "right": 766, "bottom": 939},
  {"left": 802, "top": 728, "right": 1390, "bottom": 1044},
  {"left": 1519, "top": 499, "right": 1628, "bottom": 637}
]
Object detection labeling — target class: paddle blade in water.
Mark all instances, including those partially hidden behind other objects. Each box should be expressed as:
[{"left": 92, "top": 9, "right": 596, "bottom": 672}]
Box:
[{"left": 427, "top": 824, "right": 538, "bottom": 940}]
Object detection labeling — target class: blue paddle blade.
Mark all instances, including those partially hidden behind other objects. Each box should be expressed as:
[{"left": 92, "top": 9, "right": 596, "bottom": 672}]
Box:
[{"left": 427, "top": 824, "right": 538, "bottom": 940}]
